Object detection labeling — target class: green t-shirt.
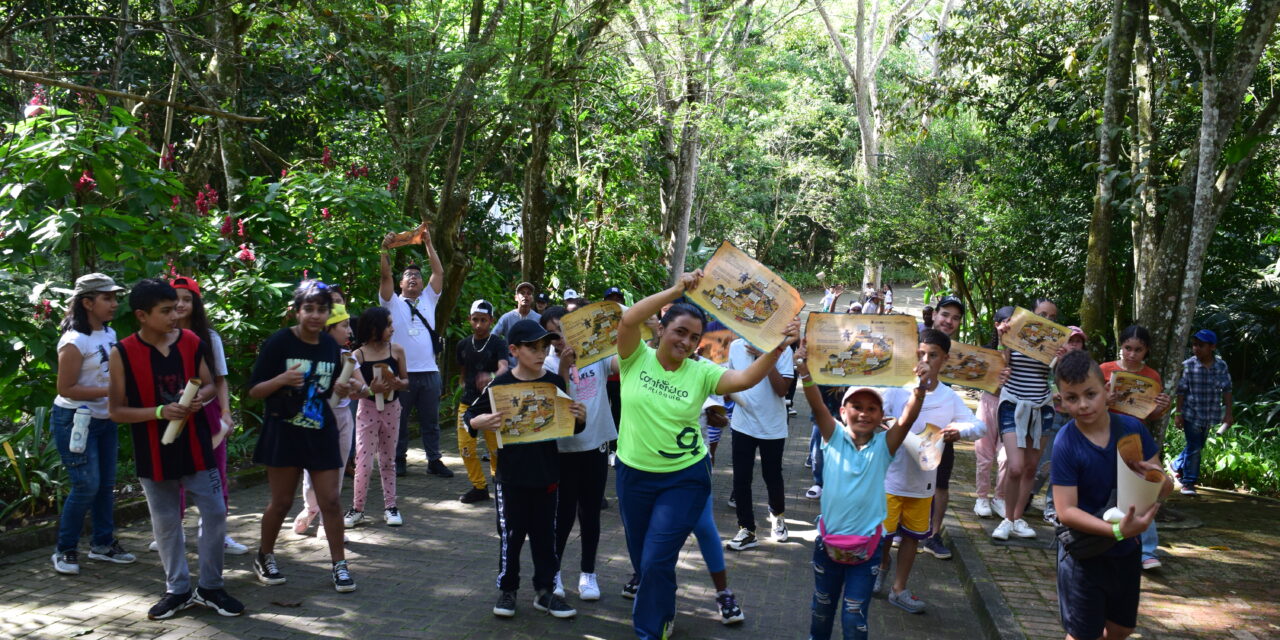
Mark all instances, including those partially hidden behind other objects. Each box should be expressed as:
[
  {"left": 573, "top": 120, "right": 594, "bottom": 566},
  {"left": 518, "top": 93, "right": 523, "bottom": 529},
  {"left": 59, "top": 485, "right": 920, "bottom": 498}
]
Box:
[{"left": 617, "top": 342, "right": 726, "bottom": 473}]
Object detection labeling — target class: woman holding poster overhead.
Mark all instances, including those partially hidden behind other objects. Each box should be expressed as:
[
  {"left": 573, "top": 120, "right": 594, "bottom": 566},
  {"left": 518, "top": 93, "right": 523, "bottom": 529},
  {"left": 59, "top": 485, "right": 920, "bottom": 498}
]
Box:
[{"left": 615, "top": 269, "right": 799, "bottom": 640}]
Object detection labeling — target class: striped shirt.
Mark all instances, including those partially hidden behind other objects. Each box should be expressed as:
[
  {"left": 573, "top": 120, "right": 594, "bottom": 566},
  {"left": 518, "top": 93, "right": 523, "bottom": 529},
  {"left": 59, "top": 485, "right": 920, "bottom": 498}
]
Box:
[
  {"left": 1176, "top": 356, "right": 1232, "bottom": 425},
  {"left": 1003, "top": 350, "right": 1051, "bottom": 403}
]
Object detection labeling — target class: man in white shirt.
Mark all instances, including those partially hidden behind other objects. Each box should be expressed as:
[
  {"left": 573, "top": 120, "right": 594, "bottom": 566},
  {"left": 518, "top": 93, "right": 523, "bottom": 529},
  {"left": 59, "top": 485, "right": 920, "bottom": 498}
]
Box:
[
  {"left": 379, "top": 228, "right": 454, "bottom": 478},
  {"left": 723, "top": 338, "right": 795, "bottom": 551}
]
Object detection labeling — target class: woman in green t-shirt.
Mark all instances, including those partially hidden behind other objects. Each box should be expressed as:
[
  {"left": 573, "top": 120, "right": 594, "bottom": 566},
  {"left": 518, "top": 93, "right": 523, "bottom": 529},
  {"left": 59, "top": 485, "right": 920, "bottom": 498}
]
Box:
[{"left": 615, "top": 270, "right": 798, "bottom": 639}]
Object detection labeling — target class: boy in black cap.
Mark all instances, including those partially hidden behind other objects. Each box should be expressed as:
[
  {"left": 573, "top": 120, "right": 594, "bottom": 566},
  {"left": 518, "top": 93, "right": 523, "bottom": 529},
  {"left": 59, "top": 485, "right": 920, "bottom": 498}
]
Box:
[
  {"left": 456, "top": 300, "right": 508, "bottom": 503},
  {"left": 534, "top": 293, "right": 550, "bottom": 315},
  {"left": 465, "top": 319, "right": 587, "bottom": 620}
]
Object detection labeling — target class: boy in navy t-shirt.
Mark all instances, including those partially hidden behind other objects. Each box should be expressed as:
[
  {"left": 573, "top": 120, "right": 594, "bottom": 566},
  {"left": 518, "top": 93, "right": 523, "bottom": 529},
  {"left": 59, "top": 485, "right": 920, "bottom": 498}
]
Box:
[{"left": 1050, "top": 351, "right": 1172, "bottom": 640}]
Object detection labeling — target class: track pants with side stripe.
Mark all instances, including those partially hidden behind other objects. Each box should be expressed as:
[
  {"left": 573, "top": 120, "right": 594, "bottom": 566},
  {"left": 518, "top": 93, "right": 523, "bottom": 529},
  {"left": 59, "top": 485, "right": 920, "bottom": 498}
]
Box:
[{"left": 494, "top": 481, "right": 559, "bottom": 593}]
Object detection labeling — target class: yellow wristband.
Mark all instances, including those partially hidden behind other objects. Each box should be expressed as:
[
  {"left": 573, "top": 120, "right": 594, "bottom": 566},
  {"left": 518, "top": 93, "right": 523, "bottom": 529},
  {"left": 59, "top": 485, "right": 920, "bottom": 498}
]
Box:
[
  {"left": 155, "top": 405, "right": 164, "bottom": 419},
  {"left": 1112, "top": 522, "right": 1124, "bottom": 541}
]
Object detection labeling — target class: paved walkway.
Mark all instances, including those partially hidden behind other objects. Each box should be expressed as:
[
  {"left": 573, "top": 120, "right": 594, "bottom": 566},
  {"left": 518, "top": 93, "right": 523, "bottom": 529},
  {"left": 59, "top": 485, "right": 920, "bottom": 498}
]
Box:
[{"left": 0, "top": 396, "right": 980, "bottom": 639}]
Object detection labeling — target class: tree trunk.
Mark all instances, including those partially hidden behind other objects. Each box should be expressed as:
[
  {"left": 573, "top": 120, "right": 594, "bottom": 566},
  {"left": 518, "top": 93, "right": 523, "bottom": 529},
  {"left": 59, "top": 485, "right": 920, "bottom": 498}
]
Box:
[
  {"left": 666, "top": 110, "right": 700, "bottom": 284},
  {"left": 1131, "top": 3, "right": 1159, "bottom": 320},
  {"left": 520, "top": 104, "right": 554, "bottom": 288},
  {"left": 206, "top": 7, "right": 251, "bottom": 214},
  {"left": 1079, "top": 0, "right": 1139, "bottom": 349}
]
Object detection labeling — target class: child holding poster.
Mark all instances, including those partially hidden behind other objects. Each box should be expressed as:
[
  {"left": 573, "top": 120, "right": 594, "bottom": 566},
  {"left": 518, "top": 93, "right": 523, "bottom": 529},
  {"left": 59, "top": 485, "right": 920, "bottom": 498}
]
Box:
[
  {"left": 875, "top": 329, "right": 986, "bottom": 614},
  {"left": 1099, "top": 325, "right": 1170, "bottom": 570},
  {"left": 344, "top": 307, "right": 409, "bottom": 528},
  {"left": 794, "top": 337, "right": 925, "bottom": 640},
  {"left": 1051, "top": 350, "right": 1171, "bottom": 640},
  {"left": 464, "top": 319, "right": 586, "bottom": 620}
]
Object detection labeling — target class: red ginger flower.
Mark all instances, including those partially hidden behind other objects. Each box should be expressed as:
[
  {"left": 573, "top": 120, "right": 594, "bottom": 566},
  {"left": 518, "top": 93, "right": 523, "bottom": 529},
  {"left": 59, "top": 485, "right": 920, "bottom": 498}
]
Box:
[
  {"left": 236, "top": 244, "right": 255, "bottom": 263},
  {"left": 74, "top": 170, "right": 96, "bottom": 194}
]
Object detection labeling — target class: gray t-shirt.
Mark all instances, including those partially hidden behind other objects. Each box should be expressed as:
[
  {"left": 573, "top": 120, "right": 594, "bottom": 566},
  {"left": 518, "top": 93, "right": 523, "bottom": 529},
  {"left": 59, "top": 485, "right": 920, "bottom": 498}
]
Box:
[{"left": 493, "top": 308, "right": 541, "bottom": 340}]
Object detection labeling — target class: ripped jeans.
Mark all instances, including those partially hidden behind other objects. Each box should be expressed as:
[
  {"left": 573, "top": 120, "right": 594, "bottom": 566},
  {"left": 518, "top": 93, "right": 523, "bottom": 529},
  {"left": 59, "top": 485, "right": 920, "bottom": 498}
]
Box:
[{"left": 811, "top": 535, "right": 884, "bottom": 640}]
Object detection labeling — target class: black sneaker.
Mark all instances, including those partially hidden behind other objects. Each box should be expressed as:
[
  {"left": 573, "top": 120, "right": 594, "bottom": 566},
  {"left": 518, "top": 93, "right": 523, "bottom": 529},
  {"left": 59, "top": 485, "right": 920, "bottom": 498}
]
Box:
[
  {"left": 716, "top": 590, "right": 745, "bottom": 625},
  {"left": 395, "top": 460, "right": 407, "bottom": 477},
  {"left": 427, "top": 459, "right": 455, "bottom": 478},
  {"left": 51, "top": 549, "right": 80, "bottom": 575},
  {"left": 600, "top": 496, "right": 610, "bottom": 510},
  {"left": 459, "top": 487, "right": 491, "bottom": 504},
  {"left": 193, "top": 587, "right": 244, "bottom": 616},
  {"left": 493, "top": 590, "right": 517, "bottom": 617},
  {"left": 534, "top": 590, "right": 577, "bottom": 618},
  {"left": 88, "top": 540, "right": 137, "bottom": 564},
  {"left": 254, "top": 552, "right": 286, "bottom": 586},
  {"left": 332, "top": 560, "right": 356, "bottom": 592},
  {"left": 147, "top": 590, "right": 193, "bottom": 620},
  {"left": 621, "top": 574, "right": 639, "bottom": 599}
]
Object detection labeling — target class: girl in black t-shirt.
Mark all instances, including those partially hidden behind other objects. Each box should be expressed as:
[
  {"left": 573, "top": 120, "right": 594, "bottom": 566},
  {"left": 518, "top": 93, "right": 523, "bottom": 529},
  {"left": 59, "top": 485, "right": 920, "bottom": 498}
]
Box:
[{"left": 248, "top": 281, "right": 358, "bottom": 593}]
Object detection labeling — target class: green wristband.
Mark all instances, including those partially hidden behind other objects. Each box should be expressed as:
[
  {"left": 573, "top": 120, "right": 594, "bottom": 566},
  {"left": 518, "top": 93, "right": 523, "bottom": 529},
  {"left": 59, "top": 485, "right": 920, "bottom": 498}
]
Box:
[
  {"left": 1112, "top": 522, "right": 1124, "bottom": 541},
  {"left": 155, "top": 405, "right": 164, "bottom": 419}
]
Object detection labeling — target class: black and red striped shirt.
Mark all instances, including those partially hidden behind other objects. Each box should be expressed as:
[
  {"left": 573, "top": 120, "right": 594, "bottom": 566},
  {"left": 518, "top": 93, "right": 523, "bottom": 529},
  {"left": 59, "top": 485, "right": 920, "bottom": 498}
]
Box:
[{"left": 116, "top": 329, "right": 215, "bottom": 481}]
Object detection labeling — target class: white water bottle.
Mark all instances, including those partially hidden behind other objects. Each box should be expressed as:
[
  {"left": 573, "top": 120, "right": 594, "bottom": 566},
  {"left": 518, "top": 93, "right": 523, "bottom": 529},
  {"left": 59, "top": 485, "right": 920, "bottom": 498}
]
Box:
[{"left": 70, "top": 406, "right": 91, "bottom": 453}]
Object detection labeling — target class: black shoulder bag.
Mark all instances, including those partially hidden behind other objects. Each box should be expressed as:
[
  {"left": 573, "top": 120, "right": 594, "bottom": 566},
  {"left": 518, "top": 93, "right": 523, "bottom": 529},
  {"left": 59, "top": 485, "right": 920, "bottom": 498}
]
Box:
[{"left": 405, "top": 299, "right": 445, "bottom": 356}]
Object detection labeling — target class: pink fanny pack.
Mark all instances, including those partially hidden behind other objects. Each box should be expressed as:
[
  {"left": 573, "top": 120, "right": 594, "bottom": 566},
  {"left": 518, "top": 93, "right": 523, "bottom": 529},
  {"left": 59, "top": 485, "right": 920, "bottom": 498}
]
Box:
[{"left": 819, "top": 518, "right": 884, "bottom": 565}]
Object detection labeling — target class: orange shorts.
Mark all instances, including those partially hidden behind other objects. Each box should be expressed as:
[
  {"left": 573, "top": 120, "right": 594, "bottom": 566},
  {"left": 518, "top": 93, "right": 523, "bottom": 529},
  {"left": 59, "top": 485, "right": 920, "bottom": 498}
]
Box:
[{"left": 882, "top": 494, "right": 932, "bottom": 540}]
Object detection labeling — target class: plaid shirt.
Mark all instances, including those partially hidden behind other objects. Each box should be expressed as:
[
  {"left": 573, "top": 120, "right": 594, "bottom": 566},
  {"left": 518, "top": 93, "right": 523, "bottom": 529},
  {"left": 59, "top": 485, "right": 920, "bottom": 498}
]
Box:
[{"left": 1176, "top": 356, "right": 1232, "bottom": 425}]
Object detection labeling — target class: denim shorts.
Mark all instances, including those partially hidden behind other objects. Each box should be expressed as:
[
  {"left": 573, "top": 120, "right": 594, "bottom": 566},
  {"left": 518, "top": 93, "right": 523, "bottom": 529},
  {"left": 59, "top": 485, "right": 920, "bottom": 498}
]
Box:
[{"left": 997, "top": 401, "right": 1055, "bottom": 437}]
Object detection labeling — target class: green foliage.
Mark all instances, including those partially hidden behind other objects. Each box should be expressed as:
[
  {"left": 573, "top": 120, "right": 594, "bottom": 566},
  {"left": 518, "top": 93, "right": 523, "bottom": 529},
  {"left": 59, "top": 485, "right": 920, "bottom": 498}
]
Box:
[{"left": 0, "top": 409, "right": 67, "bottom": 525}]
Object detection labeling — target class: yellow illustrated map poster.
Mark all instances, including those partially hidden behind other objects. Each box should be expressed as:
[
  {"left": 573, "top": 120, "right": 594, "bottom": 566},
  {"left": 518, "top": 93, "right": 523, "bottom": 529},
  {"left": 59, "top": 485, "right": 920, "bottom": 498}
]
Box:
[
  {"left": 805, "top": 313, "right": 917, "bottom": 387},
  {"left": 939, "top": 342, "right": 1006, "bottom": 393},
  {"left": 1000, "top": 307, "right": 1071, "bottom": 365},
  {"left": 901, "top": 423, "right": 946, "bottom": 471},
  {"left": 487, "top": 382, "right": 576, "bottom": 448},
  {"left": 562, "top": 301, "right": 622, "bottom": 368},
  {"left": 698, "top": 328, "right": 736, "bottom": 364},
  {"left": 688, "top": 241, "right": 803, "bottom": 352},
  {"left": 1109, "top": 371, "right": 1162, "bottom": 419}
]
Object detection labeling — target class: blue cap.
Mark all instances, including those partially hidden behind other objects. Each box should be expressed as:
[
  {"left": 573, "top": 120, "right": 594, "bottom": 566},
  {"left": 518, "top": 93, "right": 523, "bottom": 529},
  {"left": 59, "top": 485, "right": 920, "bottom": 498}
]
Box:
[
  {"left": 604, "top": 286, "right": 623, "bottom": 299},
  {"left": 1192, "top": 329, "right": 1217, "bottom": 344}
]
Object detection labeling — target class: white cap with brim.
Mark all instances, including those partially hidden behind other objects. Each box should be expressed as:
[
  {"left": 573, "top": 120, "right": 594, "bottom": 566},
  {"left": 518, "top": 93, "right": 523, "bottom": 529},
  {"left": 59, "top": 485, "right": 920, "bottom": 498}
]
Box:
[
  {"left": 71, "top": 273, "right": 126, "bottom": 297},
  {"left": 840, "top": 386, "right": 884, "bottom": 408}
]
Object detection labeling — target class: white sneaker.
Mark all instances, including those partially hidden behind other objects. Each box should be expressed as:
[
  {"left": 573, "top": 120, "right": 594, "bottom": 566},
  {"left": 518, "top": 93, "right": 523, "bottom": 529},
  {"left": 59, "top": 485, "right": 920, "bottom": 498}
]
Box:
[
  {"left": 992, "top": 498, "right": 1007, "bottom": 519},
  {"left": 578, "top": 573, "right": 601, "bottom": 601},
  {"left": 770, "top": 515, "right": 789, "bottom": 543},
  {"left": 384, "top": 507, "right": 403, "bottom": 526},
  {"left": 553, "top": 571, "right": 566, "bottom": 597},
  {"left": 992, "top": 518, "right": 1013, "bottom": 541},
  {"left": 973, "top": 498, "right": 993, "bottom": 518},
  {"left": 805, "top": 484, "right": 822, "bottom": 500},
  {"left": 725, "top": 527, "right": 759, "bottom": 551},
  {"left": 343, "top": 509, "right": 364, "bottom": 528},
  {"left": 1011, "top": 519, "right": 1037, "bottom": 539},
  {"left": 223, "top": 536, "right": 249, "bottom": 555},
  {"left": 148, "top": 539, "right": 159, "bottom": 552}
]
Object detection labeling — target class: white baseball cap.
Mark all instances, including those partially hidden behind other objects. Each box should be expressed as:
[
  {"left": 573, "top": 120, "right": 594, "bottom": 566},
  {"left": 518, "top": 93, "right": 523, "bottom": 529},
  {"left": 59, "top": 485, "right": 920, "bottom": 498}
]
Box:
[{"left": 563, "top": 289, "right": 580, "bottom": 300}]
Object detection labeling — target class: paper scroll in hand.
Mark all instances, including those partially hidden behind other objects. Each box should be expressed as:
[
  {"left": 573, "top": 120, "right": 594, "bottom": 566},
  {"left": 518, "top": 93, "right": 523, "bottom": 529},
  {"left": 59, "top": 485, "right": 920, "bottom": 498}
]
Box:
[
  {"left": 161, "top": 378, "right": 202, "bottom": 445},
  {"left": 562, "top": 301, "right": 623, "bottom": 368},
  {"left": 900, "top": 423, "right": 946, "bottom": 471},
  {"left": 329, "top": 353, "right": 358, "bottom": 408},
  {"left": 384, "top": 221, "right": 429, "bottom": 249},
  {"left": 373, "top": 363, "right": 396, "bottom": 410},
  {"left": 1103, "top": 433, "right": 1166, "bottom": 523}
]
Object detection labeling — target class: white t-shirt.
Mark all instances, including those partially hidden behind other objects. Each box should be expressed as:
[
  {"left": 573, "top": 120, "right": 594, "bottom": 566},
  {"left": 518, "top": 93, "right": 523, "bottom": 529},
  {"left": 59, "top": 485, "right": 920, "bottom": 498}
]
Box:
[
  {"left": 557, "top": 358, "right": 617, "bottom": 453},
  {"left": 208, "top": 330, "right": 229, "bottom": 377},
  {"left": 726, "top": 339, "right": 794, "bottom": 439},
  {"left": 53, "top": 327, "right": 117, "bottom": 419},
  {"left": 881, "top": 382, "right": 981, "bottom": 498},
  {"left": 381, "top": 290, "right": 441, "bottom": 373},
  {"left": 863, "top": 301, "right": 881, "bottom": 315}
]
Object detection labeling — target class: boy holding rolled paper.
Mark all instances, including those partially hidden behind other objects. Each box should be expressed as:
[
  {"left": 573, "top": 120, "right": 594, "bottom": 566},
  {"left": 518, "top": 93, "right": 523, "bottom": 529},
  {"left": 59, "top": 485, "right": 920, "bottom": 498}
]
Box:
[
  {"left": 1051, "top": 350, "right": 1172, "bottom": 640},
  {"left": 108, "top": 279, "right": 243, "bottom": 619}
]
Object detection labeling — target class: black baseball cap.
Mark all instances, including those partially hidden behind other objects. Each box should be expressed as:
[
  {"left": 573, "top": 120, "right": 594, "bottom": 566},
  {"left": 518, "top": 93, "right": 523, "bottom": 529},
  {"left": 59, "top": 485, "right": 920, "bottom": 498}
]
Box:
[
  {"left": 507, "top": 319, "right": 560, "bottom": 345},
  {"left": 994, "top": 305, "right": 1015, "bottom": 324},
  {"left": 604, "top": 286, "right": 624, "bottom": 299},
  {"left": 535, "top": 292, "right": 550, "bottom": 304},
  {"left": 937, "top": 295, "right": 966, "bottom": 315}
]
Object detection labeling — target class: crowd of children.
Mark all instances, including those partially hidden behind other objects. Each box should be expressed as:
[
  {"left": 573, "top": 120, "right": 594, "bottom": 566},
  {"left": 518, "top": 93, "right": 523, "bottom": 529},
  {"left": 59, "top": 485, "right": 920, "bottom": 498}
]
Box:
[{"left": 46, "top": 242, "right": 1234, "bottom": 639}]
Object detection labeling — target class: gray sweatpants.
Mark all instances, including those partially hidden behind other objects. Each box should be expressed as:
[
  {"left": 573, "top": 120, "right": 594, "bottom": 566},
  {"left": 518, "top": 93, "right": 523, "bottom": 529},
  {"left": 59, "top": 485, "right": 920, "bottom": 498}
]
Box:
[{"left": 141, "top": 468, "right": 226, "bottom": 593}]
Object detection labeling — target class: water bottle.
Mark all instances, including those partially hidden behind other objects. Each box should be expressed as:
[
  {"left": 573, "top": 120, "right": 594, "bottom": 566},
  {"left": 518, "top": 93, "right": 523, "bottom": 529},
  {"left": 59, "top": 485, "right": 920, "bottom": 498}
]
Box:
[{"left": 70, "top": 406, "right": 91, "bottom": 454}]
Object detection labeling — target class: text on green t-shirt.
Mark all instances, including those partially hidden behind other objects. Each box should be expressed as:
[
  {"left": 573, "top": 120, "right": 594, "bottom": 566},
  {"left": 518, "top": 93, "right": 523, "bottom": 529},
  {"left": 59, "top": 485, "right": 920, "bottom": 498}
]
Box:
[{"left": 617, "top": 342, "right": 726, "bottom": 473}]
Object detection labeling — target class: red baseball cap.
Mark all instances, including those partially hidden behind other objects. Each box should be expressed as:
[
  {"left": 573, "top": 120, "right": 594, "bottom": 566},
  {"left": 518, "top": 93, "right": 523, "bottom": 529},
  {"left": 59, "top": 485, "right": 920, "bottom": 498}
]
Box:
[{"left": 170, "top": 275, "right": 201, "bottom": 297}]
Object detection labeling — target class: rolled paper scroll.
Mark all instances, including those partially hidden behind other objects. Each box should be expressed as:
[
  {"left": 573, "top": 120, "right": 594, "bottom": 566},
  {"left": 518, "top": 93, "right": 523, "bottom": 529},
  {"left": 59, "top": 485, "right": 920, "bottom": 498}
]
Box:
[
  {"left": 211, "top": 414, "right": 232, "bottom": 449},
  {"left": 161, "top": 378, "right": 202, "bottom": 445},
  {"left": 337, "top": 353, "right": 357, "bottom": 385},
  {"left": 373, "top": 365, "right": 386, "bottom": 411},
  {"left": 375, "top": 363, "right": 396, "bottom": 405},
  {"left": 384, "top": 222, "right": 429, "bottom": 249}
]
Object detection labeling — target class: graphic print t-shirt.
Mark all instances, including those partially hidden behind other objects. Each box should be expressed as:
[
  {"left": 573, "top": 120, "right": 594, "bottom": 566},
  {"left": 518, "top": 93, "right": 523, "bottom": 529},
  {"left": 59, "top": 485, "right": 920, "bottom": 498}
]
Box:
[
  {"left": 251, "top": 328, "right": 340, "bottom": 430},
  {"left": 617, "top": 342, "right": 726, "bottom": 473}
]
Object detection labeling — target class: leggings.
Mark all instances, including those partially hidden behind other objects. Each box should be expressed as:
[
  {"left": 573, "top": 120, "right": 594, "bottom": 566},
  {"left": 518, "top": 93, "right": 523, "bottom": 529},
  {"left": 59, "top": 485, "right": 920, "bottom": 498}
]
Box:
[
  {"left": 731, "top": 430, "right": 786, "bottom": 531},
  {"left": 555, "top": 447, "right": 609, "bottom": 574},
  {"left": 354, "top": 398, "right": 401, "bottom": 511},
  {"left": 302, "top": 403, "right": 355, "bottom": 519}
]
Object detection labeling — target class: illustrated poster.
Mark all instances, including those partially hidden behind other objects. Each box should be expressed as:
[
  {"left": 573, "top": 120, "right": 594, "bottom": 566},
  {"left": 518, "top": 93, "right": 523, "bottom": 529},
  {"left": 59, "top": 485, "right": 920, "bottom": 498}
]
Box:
[
  {"left": 687, "top": 241, "right": 803, "bottom": 352},
  {"left": 384, "top": 221, "right": 429, "bottom": 248},
  {"left": 1000, "top": 307, "right": 1071, "bottom": 365},
  {"left": 698, "top": 328, "right": 736, "bottom": 364},
  {"left": 487, "top": 382, "right": 576, "bottom": 448},
  {"left": 562, "top": 301, "right": 622, "bottom": 368},
  {"left": 939, "top": 342, "right": 1006, "bottom": 393},
  {"left": 804, "top": 312, "right": 917, "bottom": 387},
  {"left": 1109, "top": 371, "right": 1162, "bottom": 419}
]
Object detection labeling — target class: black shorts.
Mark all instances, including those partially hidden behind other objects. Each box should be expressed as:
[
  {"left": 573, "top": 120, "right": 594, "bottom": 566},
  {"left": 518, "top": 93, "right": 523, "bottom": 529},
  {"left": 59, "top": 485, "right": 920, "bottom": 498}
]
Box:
[
  {"left": 936, "top": 441, "right": 955, "bottom": 490},
  {"left": 1057, "top": 545, "right": 1141, "bottom": 639}
]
